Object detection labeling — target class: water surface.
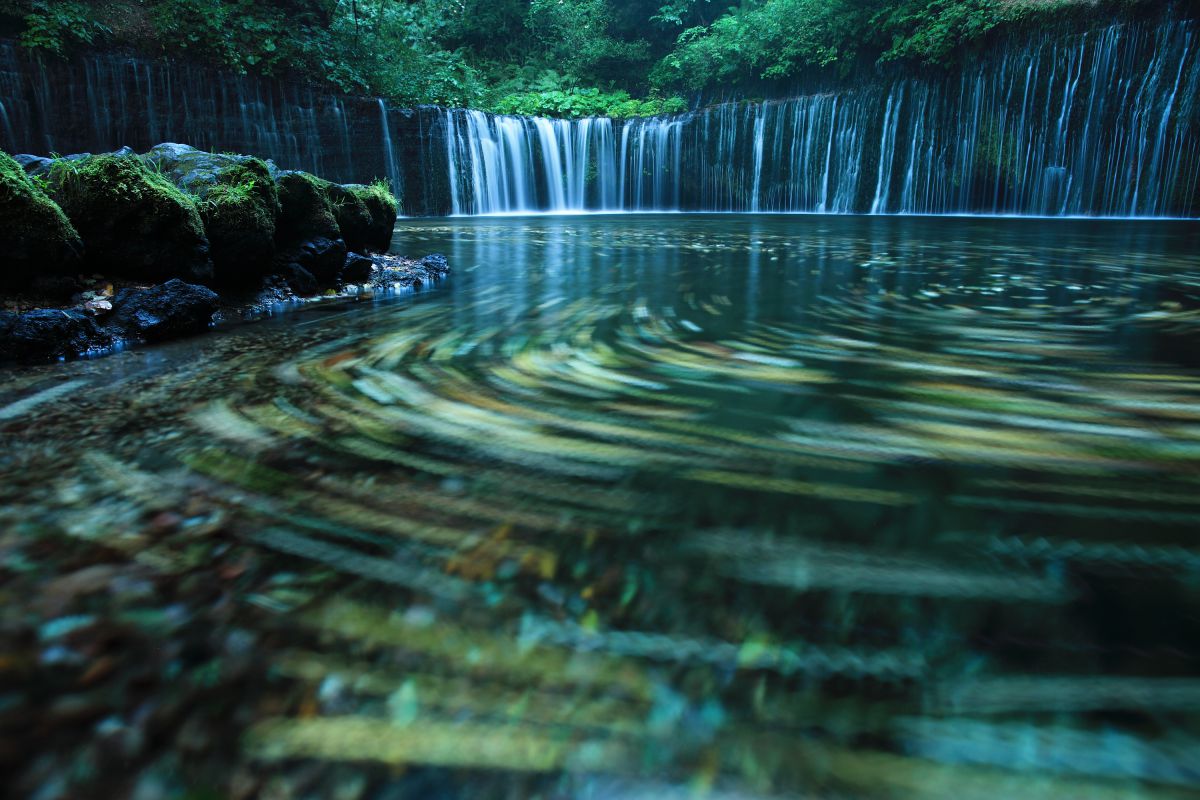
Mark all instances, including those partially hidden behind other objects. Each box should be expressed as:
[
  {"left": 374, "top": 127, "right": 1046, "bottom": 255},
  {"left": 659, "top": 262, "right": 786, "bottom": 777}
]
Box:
[{"left": 2, "top": 214, "right": 1199, "bottom": 798}]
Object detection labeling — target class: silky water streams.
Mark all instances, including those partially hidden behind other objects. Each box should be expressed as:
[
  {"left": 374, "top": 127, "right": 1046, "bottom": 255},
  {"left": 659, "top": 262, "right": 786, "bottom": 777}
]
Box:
[{"left": 1, "top": 215, "right": 1200, "bottom": 797}]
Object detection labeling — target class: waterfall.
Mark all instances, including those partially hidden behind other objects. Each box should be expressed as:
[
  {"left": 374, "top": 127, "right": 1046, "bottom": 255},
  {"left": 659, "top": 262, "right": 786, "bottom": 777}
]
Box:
[
  {"left": 377, "top": 99, "right": 403, "bottom": 202},
  {"left": 437, "top": 15, "right": 1200, "bottom": 217},
  {"left": 0, "top": 14, "right": 1197, "bottom": 217}
]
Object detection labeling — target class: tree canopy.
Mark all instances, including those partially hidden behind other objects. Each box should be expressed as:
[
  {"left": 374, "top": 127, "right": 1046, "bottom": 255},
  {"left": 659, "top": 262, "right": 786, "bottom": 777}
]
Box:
[{"left": 0, "top": 0, "right": 1173, "bottom": 114}]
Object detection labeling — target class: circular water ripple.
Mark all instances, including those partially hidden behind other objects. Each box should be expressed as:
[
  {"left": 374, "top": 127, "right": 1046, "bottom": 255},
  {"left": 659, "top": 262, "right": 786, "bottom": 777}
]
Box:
[
  {"left": 175, "top": 222, "right": 1200, "bottom": 792},
  {"left": 6, "top": 215, "right": 1200, "bottom": 796}
]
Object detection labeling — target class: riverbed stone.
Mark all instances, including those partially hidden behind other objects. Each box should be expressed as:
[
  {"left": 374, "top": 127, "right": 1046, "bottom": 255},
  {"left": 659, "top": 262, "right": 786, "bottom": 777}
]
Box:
[
  {"left": 0, "top": 151, "right": 84, "bottom": 287},
  {"left": 48, "top": 154, "right": 212, "bottom": 284},
  {"left": 341, "top": 252, "right": 375, "bottom": 284},
  {"left": 0, "top": 308, "right": 106, "bottom": 361},
  {"left": 109, "top": 279, "right": 219, "bottom": 341},
  {"left": 279, "top": 263, "right": 318, "bottom": 296}
]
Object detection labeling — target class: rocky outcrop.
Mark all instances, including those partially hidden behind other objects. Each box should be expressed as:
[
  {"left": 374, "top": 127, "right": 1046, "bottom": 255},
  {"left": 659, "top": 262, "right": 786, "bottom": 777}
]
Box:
[
  {"left": 0, "top": 143, "right": 417, "bottom": 364},
  {"left": 341, "top": 252, "right": 375, "bottom": 284},
  {"left": 276, "top": 171, "right": 341, "bottom": 244},
  {"left": 326, "top": 182, "right": 398, "bottom": 253}
]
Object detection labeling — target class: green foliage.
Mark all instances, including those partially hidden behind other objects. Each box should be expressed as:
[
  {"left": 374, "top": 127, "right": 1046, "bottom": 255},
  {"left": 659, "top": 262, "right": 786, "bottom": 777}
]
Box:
[
  {"left": 650, "top": 0, "right": 1159, "bottom": 90},
  {"left": 651, "top": 0, "right": 875, "bottom": 89},
  {"left": 493, "top": 87, "right": 687, "bottom": 119},
  {"left": 4, "top": 0, "right": 1161, "bottom": 112},
  {"left": 196, "top": 177, "right": 258, "bottom": 215},
  {"left": 20, "top": 0, "right": 109, "bottom": 56},
  {"left": 872, "top": 0, "right": 1006, "bottom": 64},
  {"left": 358, "top": 179, "right": 399, "bottom": 216},
  {"left": 526, "top": 0, "right": 651, "bottom": 81}
]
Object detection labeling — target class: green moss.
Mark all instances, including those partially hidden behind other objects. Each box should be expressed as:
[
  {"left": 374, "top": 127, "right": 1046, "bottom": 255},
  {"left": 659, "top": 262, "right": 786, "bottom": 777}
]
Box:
[
  {"left": 358, "top": 179, "right": 399, "bottom": 215},
  {"left": 50, "top": 153, "right": 212, "bottom": 283},
  {"left": 0, "top": 150, "right": 83, "bottom": 287}
]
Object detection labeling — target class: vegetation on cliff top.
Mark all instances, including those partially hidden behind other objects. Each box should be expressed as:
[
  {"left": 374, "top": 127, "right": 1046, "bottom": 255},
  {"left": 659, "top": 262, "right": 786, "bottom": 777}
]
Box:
[{"left": 0, "top": 0, "right": 1181, "bottom": 113}]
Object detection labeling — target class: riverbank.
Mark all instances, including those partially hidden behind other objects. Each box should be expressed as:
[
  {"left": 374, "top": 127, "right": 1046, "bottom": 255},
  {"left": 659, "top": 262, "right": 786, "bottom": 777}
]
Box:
[{"left": 0, "top": 144, "right": 448, "bottom": 364}]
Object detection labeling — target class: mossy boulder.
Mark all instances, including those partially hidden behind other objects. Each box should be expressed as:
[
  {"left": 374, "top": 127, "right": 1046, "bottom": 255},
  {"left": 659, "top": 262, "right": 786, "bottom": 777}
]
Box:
[
  {"left": 48, "top": 154, "right": 212, "bottom": 284},
  {"left": 331, "top": 181, "right": 399, "bottom": 252},
  {"left": 0, "top": 151, "right": 84, "bottom": 288},
  {"left": 142, "top": 144, "right": 281, "bottom": 286},
  {"left": 325, "top": 184, "right": 374, "bottom": 253},
  {"left": 141, "top": 143, "right": 279, "bottom": 193},
  {"left": 275, "top": 171, "right": 340, "bottom": 245}
]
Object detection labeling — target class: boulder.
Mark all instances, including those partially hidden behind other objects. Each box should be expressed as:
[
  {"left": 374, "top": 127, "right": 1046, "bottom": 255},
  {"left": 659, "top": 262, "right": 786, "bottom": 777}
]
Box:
[
  {"left": 275, "top": 171, "right": 340, "bottom": 245},
  {"left": 326, "top": 184, "right": 375, "bottom": 253},
  {"left": 279, "top": 263, "right": 318, "bottom": 296},
  {"left": 141, "top": 143, "right": 279, "bottom": 193},
  {"left": 109, "top": 279, "right": 219, "bottom": 341},
  {"left": 0, "top": 308, "right": 106, "bottom": 361},
  {"left": 48, "top": 154, "right": 212, "bottom": 284},
  {"left": 13, "top": 154, "right": 52, "bottom": 176},
  {"left": 0, "top": 150, "right": 84, "bottom": 288},
  {"left": 333, "top": 181, "right": 399, "bottom": 252},
  {"left": 341, "top": 252, "right": 375, "bottom": 284},
  {"left": 276, "top": 237, "right": 347, "bottom": 285},
  {"left": 142, "top": 144, "right": 281, "bottom": 286}
]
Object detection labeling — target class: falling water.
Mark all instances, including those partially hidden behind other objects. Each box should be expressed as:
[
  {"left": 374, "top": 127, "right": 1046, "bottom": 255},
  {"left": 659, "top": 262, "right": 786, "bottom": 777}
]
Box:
[
  {"left": 440, "top": 16, "right": 1200, "bottom": 217},
  {"left": 0, "top": 14, "right": 1197, "bottom": 217},
  {"left": 378, "top": 99, "right": 403, "bottom": 201}
]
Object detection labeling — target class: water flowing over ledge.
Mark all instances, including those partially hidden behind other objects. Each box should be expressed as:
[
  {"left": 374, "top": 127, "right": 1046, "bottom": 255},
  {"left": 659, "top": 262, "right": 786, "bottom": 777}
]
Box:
[{"left": 2, "top": 14, "right": 1198, "bottom": 217}]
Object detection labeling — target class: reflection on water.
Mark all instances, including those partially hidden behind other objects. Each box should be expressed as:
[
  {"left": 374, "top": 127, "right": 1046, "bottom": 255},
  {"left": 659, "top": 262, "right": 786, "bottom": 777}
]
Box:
[{"left": 2, "top": 214, "right": 1200, "bottom": 798}]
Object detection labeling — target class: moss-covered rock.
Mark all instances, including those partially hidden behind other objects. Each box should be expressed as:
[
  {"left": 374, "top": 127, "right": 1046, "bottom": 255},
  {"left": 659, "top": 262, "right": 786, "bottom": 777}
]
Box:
[
  {"left": 325, "top": 184, "right": 374, "bottom": 253},
  {"left": 198, "top": 169, "right": 280, "bottom": 285},
  {"left": 331, "top": 180, "right": 399, "bottom": 252},
  {"left": 141, "top": 143, "right": 282, "bottom": 286},
  {"left": 275, "top": 171, "right": 340, "bottom": 245},
  {"left": 0, "top": 150, "right": 84, "bottom": 288},
  {"left": 141, "top": 143, "right": 279, "bottom": 193},
  {"left": 48, "top": 154, "right": 212, "bottom": 284}
]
